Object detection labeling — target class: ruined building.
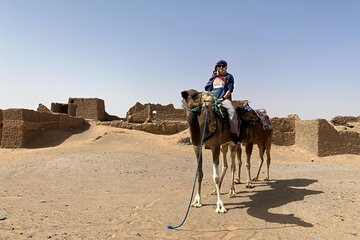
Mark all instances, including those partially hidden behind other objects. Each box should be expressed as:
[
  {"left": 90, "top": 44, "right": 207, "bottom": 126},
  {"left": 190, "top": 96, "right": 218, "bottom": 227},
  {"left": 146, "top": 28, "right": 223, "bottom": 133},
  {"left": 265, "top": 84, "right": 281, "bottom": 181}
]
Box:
[
  {"left": 126, "top": 102, "right": 186, "bottom": 123},
  {"left": 0, "top": 97, "right": 118, "bottom": 148},
  {"left": 1, "top": 98, "right": 359, "bottom": 156},
  {"left": 51, "top": 98, "right": 120, "bottom": 121},
  {"left": 111, "top": 101, "right": 360, "bottom": 157},
  {"left": 98, "top": 102, "right": 188, "bottom": 135},
  {"left": 0, "top": 108, "right": 84, "bottom": 148}
]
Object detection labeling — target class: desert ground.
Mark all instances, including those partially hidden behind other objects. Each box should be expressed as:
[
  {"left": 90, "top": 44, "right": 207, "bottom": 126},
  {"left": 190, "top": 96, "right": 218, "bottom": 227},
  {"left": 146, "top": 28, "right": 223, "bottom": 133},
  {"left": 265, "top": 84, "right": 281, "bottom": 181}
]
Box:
[{"left": 0, "top": 123, "right": 359, "bottom": 240}]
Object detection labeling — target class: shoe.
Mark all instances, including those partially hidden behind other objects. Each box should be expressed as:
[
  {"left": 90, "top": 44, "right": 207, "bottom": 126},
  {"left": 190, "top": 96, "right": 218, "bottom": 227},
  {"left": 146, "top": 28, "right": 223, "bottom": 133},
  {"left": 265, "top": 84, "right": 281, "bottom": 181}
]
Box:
[{"left": 230, "top": 133, "right": 240, "bottom": 144}]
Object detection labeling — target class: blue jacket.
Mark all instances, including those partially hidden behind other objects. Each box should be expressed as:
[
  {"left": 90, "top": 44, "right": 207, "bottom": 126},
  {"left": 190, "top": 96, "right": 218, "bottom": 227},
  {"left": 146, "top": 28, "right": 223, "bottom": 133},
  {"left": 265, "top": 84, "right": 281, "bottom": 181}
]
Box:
[{"left": 204, "top": 72, "right": 235, "bottom": 99}]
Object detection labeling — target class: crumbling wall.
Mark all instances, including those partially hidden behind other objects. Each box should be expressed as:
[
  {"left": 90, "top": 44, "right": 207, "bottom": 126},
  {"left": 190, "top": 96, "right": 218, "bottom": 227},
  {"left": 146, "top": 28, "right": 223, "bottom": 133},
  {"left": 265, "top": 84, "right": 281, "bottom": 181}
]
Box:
[
  {"left": 59, "top": 114, "right": 85, "bottom": 130},
  {"left": 154, "top": 104, "right": 187, "bottom": 121},
  {"left": 51, "top": 103, "right": 68, "bottom": 114},
  {"left": 126, "top": 102, "right": 186, "bottom": 123},
  {"left": 1, "top": 109, "right": 58, "bottom": 148},
  {"left": 295, "top": 120, "right": 320, "bottom": 155},
  {"left": 295, "top": 119, "right": 360, "bottom": 157},
  {"left": 331, "top": 116, "right": 360, "bottom": 124},
  {"left": 69, "top": 98, "right": 105, "bottom": 121},
  {"left": 318, "top": 119, "right": 360, "bottom": 156},
  {"left": 102, "top": 120, "right": 188, "bottom": 135},
  {"left": 271, "top": 117, "right": 296, "bottom": 146},
  {"left": 1, "top": 109, "right": 84, "bottom": 148},
  {"left": 68, "top": 103, "right": 76, "bottom": 116},
  {"left": 37, "top": 104, "right": 51, "bottom": 113}
]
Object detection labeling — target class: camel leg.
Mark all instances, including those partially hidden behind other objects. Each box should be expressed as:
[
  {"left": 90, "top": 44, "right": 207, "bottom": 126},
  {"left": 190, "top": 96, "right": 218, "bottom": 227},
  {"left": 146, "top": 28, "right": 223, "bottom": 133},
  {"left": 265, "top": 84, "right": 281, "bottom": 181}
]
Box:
[
  {"left": 253, "top": 143, "right": 265, "bottom": 182},
  {"left": 228, "top": 143, "right": 237, "bottom": 197},
  {"left": 234, "top": 144, "right": 242, "bottom": 184},
  {"left": 191, "top": 145, "right": 203, "bottom": 208},
  {"left": 245, "top": 143, "right": 253, "bottom": 188},
  {"left": 212, "top": 145, "right": 227, "bottom": 213},
  {"left": 264, "top": 141, "right": 271, "bottom": 181},
  {"left": 212, "top": 144, "right": 228, "bottom": 195}
]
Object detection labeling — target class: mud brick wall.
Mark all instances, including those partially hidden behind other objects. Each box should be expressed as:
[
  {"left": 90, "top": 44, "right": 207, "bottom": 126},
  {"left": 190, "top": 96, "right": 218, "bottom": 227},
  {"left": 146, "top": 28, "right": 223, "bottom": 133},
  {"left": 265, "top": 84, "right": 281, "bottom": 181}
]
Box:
[
  {"left": 51, "top": 103, "right": 68, "bottom": 114},
  {"left": 271, "top": 117, "right": 296, "bottom": 146},
  {"left": 68, "top": 103, "right": 76, "bottom": 116},
  {"left": 70, "top": 98, "right": 105, "bottom": 121},
  {"left": 132, "top": 122, "right": 188, "bottom": 134},
  {"left": 154, "top": 104, "right": 186, "bottom": 121},
  {"left": 1, "top": 109, "right": 59, "bottom": 148},
  {"left": 0, "top": 109, "right": 3, "bottom": 146},
  {"left": 317, "top": 119, "right": 360, "bottom": 156},
  {"left": 295, "top": 119, "right": 360, "bottom": 157},
  {"left": 338, "top": 131, "right": 360, "bottom": 155},
  {"left": 295, "top": 120, "right": 320, "bottom": 155},
  {"left": 126, "top": 102, "right": 186, "bottom": 123},
  {"left": 126, "top": 102, "right": 149, "bottom": 123},
  {"left": 1, "top": 109, "right": 85, "bottom": 148},
  {"left": 330, "top": 116, "right": 360, "bottom": 125},
  {"left": 59, "top": 114, "right": 85, "bottom": 130}
]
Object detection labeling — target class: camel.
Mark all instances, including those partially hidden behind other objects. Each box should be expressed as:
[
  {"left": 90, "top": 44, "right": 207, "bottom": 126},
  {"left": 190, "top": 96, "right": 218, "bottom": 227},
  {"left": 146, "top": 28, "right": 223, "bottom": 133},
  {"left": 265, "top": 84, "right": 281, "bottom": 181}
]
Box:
[
  {"left": 181, "top": 89, "right": 238, "bottom": 213},
  {"left": 218, "top": 103, "right": 273, "bottom": 189},
  {"left": 236, "top": 104, "right": 273, "bottom": 183}
]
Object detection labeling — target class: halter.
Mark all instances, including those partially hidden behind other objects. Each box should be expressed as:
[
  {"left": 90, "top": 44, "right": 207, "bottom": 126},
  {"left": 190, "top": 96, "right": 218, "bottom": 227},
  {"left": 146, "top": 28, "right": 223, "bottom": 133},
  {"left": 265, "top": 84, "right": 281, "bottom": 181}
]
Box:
[
  {"left": 182, "top": 92, "right": 203, "bottom": 115},
  {"left": 183, "top": 92, "right": 220, "bottom": 143}
]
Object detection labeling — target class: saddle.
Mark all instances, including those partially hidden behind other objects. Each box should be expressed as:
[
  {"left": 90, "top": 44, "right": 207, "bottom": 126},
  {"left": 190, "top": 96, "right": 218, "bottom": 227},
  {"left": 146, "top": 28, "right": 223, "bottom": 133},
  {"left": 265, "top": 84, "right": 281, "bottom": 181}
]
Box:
[
  {"left": 233, "top": 100, "right": 272, "bottom": 131},
  {"left": 255, "top": 109, "right": 272, "bottom": 130}
]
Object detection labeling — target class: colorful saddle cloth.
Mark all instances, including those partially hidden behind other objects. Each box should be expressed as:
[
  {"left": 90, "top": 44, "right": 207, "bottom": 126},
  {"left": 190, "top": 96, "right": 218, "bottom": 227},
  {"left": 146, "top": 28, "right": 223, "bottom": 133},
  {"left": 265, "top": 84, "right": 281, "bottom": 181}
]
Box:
[
  {"left": 255, "top": 109, "right": 272, "bottom": 130},
  {"left": 240, "top": 101, "right": 272, "bottom": 130}
]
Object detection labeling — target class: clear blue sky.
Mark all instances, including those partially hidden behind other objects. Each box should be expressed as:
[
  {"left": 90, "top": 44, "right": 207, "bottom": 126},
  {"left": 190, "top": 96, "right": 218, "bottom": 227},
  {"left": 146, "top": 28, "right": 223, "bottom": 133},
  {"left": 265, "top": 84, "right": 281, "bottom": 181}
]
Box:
[{"left": 1, "top": 0, "right": 359, "bottom": 120}]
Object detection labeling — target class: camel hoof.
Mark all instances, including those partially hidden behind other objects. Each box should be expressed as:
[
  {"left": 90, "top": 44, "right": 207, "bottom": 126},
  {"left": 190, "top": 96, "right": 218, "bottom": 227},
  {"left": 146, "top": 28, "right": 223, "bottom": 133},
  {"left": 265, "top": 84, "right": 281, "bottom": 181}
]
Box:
[
  {"left": 228, "top": 190, "right": 236, "bottom": 198},
  {"left": 215, "top": 206, "right": 227, "bottom": 213},
  {"left": 191, "top": 202, "right": 202, "bottom": 208},
  {"left": 234, "top": 179, "right": 241, "bottom": 184},
  {"left": 252, "top": 177, "right": 259, "bottom": 182},
  {"left": 246, "top": 184, "right": 254, "bottom": 189},
  {"left": 215, "top": 200, "right": 227, "bottom": 213}
]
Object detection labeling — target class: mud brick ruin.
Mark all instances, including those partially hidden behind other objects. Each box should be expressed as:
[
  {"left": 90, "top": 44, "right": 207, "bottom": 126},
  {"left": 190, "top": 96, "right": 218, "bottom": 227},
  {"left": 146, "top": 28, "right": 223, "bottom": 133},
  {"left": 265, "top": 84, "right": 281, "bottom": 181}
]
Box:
[
  {"left": 296, "top": 118, "right": 360, "bottom": 156},
  {"left": 0, "top": 97, "right": 116, "bottom": 148},
  {"left": 1, "top": 98, "right": 359, "bottom": 157},
  {"left": 99, "top": 102, "right": 188, "bottom": 135},
  {"left": 126, "top": 102, "right": 186, "bottom": 123},
  {"left": 0, "top": 108, "right": 84, "bottom": 148},
  {"left": 51, "top": 98, "right": 119, "bottom": 121}
]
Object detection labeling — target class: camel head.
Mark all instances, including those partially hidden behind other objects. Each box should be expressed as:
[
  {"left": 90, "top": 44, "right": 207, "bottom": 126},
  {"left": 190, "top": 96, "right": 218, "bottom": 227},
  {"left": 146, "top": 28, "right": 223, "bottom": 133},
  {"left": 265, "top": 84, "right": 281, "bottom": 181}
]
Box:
[
  {"left": 236, "top": 103, "right": 259, "bottom": 122},
  {"left": 181, "top": 89, "right": 202, "bottom": 110},
  {"left": 201, "top": 91, "right": 215, "bottom": 108},
  {"left": 181, "top": 89, "right": 216, "bottom": 108},
  {"left": 181, "top": 89, "right": 217, "bottom": 132}
]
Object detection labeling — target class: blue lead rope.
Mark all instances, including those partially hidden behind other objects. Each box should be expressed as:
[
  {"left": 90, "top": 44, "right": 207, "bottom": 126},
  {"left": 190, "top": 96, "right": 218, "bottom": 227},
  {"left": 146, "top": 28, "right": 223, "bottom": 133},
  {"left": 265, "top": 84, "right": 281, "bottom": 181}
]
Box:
[{"left": 167, "top": 107, "right": 209, "bottom": 230}]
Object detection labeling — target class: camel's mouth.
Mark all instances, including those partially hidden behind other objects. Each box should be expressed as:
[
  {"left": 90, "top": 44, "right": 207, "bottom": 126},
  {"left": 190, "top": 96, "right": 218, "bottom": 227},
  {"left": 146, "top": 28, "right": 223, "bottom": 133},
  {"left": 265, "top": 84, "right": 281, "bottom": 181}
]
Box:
[{"left": 201, "top": 91, "right": 214, "bottom": 107}]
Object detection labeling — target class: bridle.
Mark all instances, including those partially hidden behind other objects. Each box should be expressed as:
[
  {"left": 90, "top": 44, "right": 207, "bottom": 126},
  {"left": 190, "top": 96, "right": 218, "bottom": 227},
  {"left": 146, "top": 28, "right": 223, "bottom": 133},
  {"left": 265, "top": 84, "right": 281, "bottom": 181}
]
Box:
[{"left": 183, "top": 92, "right": 218, "bottom": 143}]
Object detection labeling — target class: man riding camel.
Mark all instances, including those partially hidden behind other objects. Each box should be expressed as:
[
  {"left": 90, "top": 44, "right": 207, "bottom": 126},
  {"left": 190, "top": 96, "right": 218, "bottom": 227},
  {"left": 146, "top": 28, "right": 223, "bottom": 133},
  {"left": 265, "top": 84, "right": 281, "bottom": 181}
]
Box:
[{"left": 204, "top": 59, "right": 240, "bottom": 144}]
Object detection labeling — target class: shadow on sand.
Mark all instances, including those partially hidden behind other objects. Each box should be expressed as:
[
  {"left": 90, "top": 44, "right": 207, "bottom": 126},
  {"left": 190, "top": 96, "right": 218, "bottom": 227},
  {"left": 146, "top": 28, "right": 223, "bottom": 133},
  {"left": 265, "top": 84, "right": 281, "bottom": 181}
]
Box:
[
  {"left": 25, "top": 123, "right": 90, "bottom": 149},
  {"left": 228, "top": 178, "right": 323, "bottom": 227}
]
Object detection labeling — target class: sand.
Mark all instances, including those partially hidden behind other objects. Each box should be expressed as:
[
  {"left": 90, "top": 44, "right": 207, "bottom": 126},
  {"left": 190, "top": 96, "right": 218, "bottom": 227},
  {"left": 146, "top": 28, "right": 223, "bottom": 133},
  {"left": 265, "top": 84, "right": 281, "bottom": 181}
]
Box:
[{"left": 0, "top": 124, "right": 359, "bottom": 239}]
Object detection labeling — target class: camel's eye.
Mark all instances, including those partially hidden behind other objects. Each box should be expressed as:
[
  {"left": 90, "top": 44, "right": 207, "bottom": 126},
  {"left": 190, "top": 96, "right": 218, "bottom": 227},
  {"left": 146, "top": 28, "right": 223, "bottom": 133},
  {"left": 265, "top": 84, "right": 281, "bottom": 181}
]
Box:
[{"left": 191, "top": 93, "right": 198, "bottom": 99}]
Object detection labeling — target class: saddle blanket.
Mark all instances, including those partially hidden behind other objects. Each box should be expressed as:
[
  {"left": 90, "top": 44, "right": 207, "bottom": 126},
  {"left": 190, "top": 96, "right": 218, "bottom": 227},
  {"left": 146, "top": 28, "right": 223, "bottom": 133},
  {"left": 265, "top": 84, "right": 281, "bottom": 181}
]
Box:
[{"left": 255, "top": 109, "right": 272, "bottom": 130}]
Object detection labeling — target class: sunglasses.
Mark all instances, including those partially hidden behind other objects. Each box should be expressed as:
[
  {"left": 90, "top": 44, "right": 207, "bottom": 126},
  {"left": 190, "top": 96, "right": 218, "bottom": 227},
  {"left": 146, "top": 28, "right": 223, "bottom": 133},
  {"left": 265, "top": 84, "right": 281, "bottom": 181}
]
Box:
[{"left": 217, "top": 65, "right": 227, "bottom": 68}]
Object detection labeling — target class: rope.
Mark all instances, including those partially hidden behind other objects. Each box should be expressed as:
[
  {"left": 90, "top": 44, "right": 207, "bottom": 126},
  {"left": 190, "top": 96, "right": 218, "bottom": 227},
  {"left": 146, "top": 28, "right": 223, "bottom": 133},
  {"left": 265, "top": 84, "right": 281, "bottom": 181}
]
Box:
[
  {"left": 182, "top": 103, "right": 200, "bottom": 113},
  {"left": 167, "top": 106, "right": 209, "bottom": 230}
]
